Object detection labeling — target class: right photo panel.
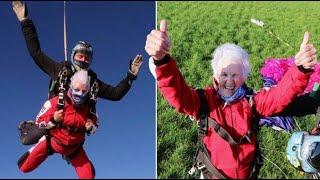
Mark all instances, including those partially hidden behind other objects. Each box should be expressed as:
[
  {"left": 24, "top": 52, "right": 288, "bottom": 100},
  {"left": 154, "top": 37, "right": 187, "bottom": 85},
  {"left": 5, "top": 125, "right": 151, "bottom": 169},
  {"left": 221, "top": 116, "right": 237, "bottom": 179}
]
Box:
[{"left": 150, "top": 1, "right": 320, "bottom": 179}]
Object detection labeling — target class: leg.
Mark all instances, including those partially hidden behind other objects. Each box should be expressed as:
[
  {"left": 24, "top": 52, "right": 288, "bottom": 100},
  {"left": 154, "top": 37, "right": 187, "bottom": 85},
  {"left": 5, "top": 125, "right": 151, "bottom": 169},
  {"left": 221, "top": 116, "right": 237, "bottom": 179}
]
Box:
[
  {"left": 70, "top": 147, "right": 95, "bottom": 179},
  {"left": 18, "top": 136, "right": 49, "bottom": 173}
]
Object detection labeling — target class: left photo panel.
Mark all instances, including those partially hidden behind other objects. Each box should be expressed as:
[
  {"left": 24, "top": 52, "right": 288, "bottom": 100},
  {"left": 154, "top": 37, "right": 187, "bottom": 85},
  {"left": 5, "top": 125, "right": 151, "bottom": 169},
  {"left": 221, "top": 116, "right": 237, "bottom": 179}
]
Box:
[{"left": 0, "top": 1, "right": 155, "bottom": 179}]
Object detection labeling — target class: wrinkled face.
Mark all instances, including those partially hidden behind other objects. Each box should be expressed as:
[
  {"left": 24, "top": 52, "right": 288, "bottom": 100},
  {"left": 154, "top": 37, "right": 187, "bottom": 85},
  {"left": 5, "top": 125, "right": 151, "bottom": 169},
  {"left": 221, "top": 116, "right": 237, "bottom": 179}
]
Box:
[
  {"left": 71, "top": 82, "right": 89, "bottom": 95},
  {"left": 74, "top": 51, "right": 90, "bottom": 64},
  {"left": 69, "top": 81, "right": 89, "bottom": 106},
  {"left": 215, "top": 56, "right": 245, "bottom": 97}
]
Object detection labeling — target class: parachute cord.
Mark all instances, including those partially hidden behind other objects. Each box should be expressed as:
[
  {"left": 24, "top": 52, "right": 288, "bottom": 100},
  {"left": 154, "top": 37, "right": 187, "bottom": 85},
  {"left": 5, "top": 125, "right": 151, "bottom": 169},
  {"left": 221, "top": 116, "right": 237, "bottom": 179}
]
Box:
[
  {"left": 63, "top": 1, "right": 67, "bottom": 61},
  {"left": 260, "top": 146, "right": 286, "bottom": 154},
  {"left": 293, "top": 117, "right": 302, "bottom": 131},
  {"left": 261, "top": 153, "right": 288, "bottom": 179}
]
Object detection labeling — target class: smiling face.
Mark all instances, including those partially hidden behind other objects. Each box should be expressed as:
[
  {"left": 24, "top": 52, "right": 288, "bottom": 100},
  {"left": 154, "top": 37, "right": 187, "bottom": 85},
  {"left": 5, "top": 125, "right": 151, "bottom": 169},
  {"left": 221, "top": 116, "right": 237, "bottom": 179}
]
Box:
[{"left": 214, "top": 56, "right": 245, "bottom": 97}]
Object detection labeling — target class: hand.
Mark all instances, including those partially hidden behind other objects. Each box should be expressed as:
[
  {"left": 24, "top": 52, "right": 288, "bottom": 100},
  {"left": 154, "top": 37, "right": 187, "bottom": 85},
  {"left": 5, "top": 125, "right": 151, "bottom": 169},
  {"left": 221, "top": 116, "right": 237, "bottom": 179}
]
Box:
[
  {"left": 294, "top": 32, "right": 317, "bottom": 69},
  {"left": 311, "top": 126, "right": 320, "bottom": 135},
  {"left": 53, "top": 109, "right": 63, "bottom": 123},
  {"left": 12, "top": 1, "right": 27, "bottom": 22},
  {"left": 85, "top": 119, "right": 94, "bottom": 131},
  {"left": 130, "top": 54, "right": 143, "bottom": 76},
  {"left": 145, "top": 19, "right": 171, "bottom": 61}
]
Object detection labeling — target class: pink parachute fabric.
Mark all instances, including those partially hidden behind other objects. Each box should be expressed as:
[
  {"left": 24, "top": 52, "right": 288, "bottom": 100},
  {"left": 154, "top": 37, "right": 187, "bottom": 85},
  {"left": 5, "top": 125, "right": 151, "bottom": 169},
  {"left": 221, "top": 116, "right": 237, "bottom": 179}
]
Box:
[
  {"left": 261, "top": 57, "right": 320, "bottom": 95},
  {"left": 259, "top": 57, "right": 320, "bottom": 131}
]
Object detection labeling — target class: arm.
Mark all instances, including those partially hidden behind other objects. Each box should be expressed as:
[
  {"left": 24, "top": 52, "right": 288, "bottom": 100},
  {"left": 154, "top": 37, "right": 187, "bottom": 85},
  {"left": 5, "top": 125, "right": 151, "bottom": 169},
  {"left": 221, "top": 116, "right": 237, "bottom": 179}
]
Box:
[
  {"left": 97, "top": 72, "right": 136, "bottom": 101},
  {"left": 255, "top": 32, "right": 317, "bottom": 117},
  {"left": 13, "top": 2, "right": 60, "bottom": 78},
  {"left": 276, "top": 93, "right": 319, "bottom": 117},
  {"left": 21, "top": 19, "right": 60, "bottom": 77},
  {"left": 145, "top": 19, "right": 205, "bottom": 117},
  {"left": 35, "top": 98, "right": 58, "bottom": 129},
  {"left": 254, "top": 65, "right": 312, "bottom": 117},
  {"left": 155, "top": 55, "right": 203, "bottom": 118},
  {"left": 96, "top": 55, "right": 143, "bottom": 101}
]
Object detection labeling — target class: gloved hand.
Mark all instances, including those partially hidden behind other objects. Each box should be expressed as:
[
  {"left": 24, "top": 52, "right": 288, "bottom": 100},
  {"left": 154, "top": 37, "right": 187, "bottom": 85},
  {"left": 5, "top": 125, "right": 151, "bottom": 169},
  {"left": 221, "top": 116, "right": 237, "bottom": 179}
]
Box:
[
  {"left": 129, "top": 54, "right": 143, "bottom": 76},
  {"left": 12, "top": 1, "right": 28, "bottom": 22}
]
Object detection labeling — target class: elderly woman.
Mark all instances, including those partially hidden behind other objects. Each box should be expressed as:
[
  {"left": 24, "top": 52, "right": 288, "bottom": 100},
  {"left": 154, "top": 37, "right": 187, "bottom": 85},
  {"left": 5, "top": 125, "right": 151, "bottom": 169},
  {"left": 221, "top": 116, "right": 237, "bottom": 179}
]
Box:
[
  {"left": 18, "top": 70, "right": 98, "bottom": 179},
  {"left": 145, "top": 20, "right": 317, "bottom": 179}
]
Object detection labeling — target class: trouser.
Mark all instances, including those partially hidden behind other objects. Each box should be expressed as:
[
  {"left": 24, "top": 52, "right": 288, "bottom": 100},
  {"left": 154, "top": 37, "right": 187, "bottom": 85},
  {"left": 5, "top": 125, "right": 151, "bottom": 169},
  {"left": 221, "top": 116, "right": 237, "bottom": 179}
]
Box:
[{"left": 18, "top": 136, "right": 95, "bottom": 179}]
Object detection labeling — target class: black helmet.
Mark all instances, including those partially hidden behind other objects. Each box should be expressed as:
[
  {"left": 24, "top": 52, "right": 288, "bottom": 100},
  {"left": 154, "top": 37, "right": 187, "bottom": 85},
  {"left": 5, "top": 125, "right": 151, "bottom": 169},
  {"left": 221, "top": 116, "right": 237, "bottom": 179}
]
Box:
[{"left": 70, "top": 41, "right": 93, "bottom": 70}]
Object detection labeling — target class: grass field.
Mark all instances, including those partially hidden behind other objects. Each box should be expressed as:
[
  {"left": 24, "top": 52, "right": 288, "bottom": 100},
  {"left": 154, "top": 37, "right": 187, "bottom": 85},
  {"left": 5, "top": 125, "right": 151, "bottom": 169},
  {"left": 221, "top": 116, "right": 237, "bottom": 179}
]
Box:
[{"left": 157, "top": 2, "right": 320, "bottom": 179}]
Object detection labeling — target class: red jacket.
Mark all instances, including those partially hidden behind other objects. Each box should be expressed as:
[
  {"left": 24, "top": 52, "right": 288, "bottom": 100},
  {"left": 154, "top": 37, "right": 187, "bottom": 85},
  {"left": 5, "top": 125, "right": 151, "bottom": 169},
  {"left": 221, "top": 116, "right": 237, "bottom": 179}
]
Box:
[
  {"left": 156, "top": 58, "right": 312, "bottom": 178},
  {"left": 35, "top": 96, "right": 98, "bottom": 146}
]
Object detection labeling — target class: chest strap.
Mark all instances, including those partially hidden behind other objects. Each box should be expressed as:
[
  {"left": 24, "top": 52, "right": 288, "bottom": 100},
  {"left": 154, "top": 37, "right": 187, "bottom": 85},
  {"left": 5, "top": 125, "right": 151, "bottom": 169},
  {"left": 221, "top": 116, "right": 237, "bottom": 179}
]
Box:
[
  {"left": 54, "top": 122, "right": 86, "bottom": 133},
  {"left": 189, "top": 89, "right": 257, "bottom": 178},
  {"left": 205, "top": 117, "right": 252, "bottom": 146},
  {"left": 197, "top": 89, "right": 252, "bottom": 146}
]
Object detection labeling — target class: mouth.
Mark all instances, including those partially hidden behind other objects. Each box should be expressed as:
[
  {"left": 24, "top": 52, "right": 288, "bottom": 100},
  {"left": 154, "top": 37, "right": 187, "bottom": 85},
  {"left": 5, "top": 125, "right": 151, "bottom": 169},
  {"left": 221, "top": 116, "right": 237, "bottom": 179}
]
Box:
[{"left": 224, "top": 85, "right": 235, "bottom": 91}]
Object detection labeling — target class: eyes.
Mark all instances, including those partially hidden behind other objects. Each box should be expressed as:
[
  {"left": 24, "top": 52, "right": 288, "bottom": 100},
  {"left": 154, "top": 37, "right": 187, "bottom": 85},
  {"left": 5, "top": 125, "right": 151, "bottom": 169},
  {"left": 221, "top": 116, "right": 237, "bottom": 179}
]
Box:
[
  {"left": 220, "top": 72, "right": 240, "bottom": 78},
  {"left": 75, "top": 54, "right": 89, "bottom": 61},
  {"left": 73, "top": 88, "right": 88, "bottom": 94}
]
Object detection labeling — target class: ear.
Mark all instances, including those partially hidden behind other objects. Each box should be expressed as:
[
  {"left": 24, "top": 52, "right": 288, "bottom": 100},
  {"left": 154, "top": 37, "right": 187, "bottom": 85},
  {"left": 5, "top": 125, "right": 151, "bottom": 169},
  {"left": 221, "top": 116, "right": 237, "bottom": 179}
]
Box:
[{"left": 213, "top": 77, "right": 219, "bottom": 91}]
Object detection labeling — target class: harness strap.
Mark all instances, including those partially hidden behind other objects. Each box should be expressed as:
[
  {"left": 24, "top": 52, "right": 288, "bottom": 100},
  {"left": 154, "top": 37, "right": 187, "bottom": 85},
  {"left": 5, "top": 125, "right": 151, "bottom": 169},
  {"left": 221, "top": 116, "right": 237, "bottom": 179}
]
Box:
[
  {"left": 207, "top": 117, "right": 252, "bottom": 146},
  {"left": 195, "top": 138, "right": 261, "bottom": 179},
  {"left": 57, "top": 123, "right": 86, "bottom": 133},
  {"left": 51, "top": 136, "right": 84, "bottom": 148},
  {"left": 190, "top": 88, "right": 258, "bottom": 178},
  {"left": 52, "top": 136, "right": 84, "bottom": 165},
  {"left": 88, "top": 80, "right": 99, "bottom": 119},
  {"left": 57, "top": 65, "right": 69, "bottom": 110},
  {"left": 45, "top": 133, "right": 54, "bottom": 156},
  {"left": 196, "top": 142, "right": 227, "bottom": 179}
]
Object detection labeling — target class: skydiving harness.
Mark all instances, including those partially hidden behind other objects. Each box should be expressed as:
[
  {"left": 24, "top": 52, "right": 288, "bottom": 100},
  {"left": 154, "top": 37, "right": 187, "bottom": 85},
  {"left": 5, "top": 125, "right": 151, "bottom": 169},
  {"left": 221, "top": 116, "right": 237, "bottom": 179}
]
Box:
[
  {"left": 49, "top": 62, "right": 100, "bottom": 118},
  {"left": 188, "top": 89, "right": 263, "bottom": 179},
  {"left": 45, "top": 63, "right": 100, "bottom": 163}
]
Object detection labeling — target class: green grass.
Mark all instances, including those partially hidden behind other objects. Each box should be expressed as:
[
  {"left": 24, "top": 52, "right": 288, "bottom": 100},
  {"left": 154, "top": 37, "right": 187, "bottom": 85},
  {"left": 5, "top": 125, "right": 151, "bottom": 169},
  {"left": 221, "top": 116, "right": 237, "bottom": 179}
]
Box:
[{"left": 157, "top": 1, "right": 320, "bottom": 179}]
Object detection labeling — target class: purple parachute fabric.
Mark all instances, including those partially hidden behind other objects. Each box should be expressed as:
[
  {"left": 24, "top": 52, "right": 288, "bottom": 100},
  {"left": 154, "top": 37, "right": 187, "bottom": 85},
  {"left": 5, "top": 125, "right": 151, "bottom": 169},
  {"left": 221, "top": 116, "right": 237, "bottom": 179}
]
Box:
[
  {"left": 261, "top": 57, "right": 320, "bottom": 95},
  {"left": 259, "top": 116, "right": 295, "bottom": 132}
]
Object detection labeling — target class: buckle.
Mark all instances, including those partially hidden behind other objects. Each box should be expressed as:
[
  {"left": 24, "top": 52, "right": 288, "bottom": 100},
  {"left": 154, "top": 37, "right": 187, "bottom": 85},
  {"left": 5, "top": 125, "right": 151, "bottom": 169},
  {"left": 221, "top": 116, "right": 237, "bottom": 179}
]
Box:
[
  {"left": 243, "top": 134, "right": 251, "bottom": 143},
  {"left": 240, "top": 130, "right": 252, "bottom": 144},
  {"left": 188, "top": 166, "right": 196, "bottom": 175},
  {"left": 197, "top": 162, "right": 206, "bottom": 171}
]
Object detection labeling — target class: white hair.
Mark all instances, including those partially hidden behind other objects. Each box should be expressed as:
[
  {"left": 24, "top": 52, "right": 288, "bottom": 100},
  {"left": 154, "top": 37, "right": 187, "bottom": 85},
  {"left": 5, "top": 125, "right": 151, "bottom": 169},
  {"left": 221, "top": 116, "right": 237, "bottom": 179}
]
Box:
[
  {"left": 70, "top": 70, "right": 90, "bottom": 90},
  {"left": 211, "top": 43, "right": 250, "bottom": 79}
]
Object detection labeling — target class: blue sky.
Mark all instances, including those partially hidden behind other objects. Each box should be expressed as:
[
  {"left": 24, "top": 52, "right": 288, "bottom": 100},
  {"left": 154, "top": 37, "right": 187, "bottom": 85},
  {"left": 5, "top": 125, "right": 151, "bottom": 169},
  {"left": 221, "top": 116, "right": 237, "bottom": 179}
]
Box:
[{"left": 0, "top": 1, "right": 155, "bottom": 178}]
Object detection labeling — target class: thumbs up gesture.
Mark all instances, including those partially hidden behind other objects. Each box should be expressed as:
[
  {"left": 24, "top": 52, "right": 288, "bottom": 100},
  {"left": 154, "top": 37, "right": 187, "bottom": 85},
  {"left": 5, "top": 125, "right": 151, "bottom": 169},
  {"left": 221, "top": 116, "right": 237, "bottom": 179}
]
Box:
[
  {"left": 145, "top": 19, "right": 171, "bottom": 61},
  {"left": 295, "top": 32, "right": 317, "bottom": 69}
]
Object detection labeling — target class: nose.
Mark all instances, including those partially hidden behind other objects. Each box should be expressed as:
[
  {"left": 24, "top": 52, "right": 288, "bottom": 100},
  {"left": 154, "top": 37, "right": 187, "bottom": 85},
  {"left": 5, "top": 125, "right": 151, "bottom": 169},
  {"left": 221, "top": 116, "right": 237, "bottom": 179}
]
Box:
[
  {"left": 75, "top": 55, "right": 90, "bottom": 63},
  {"left": 226, "top": 78, "right": 235, "bottom": 85},
  {"left": 80, "top": 57, "right": 89, "bottom": 63}
]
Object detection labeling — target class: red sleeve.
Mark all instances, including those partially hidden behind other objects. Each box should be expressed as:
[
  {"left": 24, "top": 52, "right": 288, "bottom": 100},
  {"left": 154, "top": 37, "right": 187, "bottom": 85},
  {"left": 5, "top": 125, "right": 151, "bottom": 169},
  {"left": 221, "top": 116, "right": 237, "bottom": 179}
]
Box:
[
  {"left": 254, "top": 65, "right": 312, "bottom": 117},
  {"left": 35, "top": 97, "right": 57, "bottom": 129},
  {"left": 156, "top": 58, "right": 218, "bottom": 118}
]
